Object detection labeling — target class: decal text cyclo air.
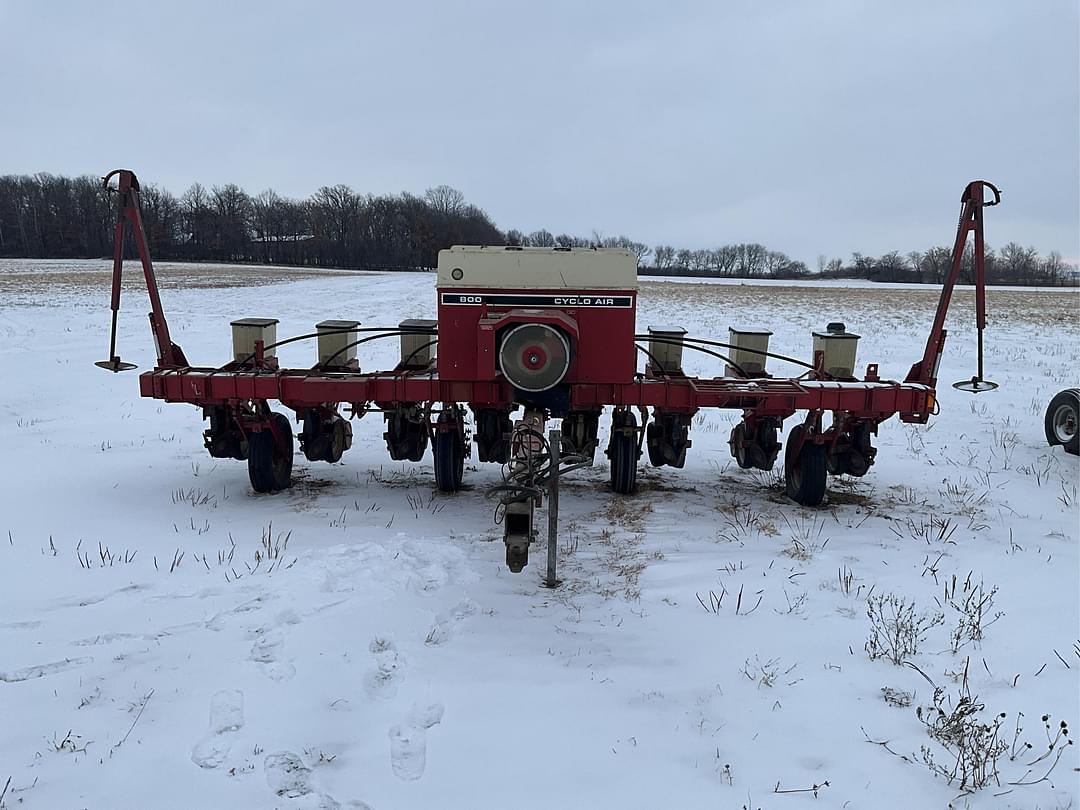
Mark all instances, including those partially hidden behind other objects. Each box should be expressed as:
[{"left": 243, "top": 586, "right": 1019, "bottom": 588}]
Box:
[{"left": 440, "top": 293, "right": 633, "bottom": 308}]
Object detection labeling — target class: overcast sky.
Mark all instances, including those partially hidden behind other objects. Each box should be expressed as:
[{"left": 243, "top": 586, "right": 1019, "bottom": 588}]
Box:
[{"left": 3, "top": 1, "right": 1077, "bottom": 262}]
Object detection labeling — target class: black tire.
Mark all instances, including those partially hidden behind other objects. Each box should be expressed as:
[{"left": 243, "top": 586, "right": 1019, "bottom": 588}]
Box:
[
  {"left": 475, "top": 409, "right": 512, "bottom": 464},
  {"left": 668, "top": 418, "right": 689, "bottom": 469},
  {"left": 828, "top": 422, "right": 874, "bottom": 477},
  {"left": 561, "top": 411, "right": 600, "bottom": 464},
  {"left": 248, "top": 413, "right": 294, "bottom": 493},
  {"left": 753, "top": 422, "right": 779, "bottom": 471},
  {"left": 730, "top": 422, "right": 754, "bottom": 469},
  {"left": 785, "top": 425, "right": 827, "bottom": 506},
  {"left": 206, "top": 407, "right": 248, "bottom": 460},
  {"left": 646, "top": 421, "right": 665, "bottom": 467},
  {"left": 846, "top": 449, "right": 870, "bottom": 477},
  {"left": 1045, "top": 388, "right": 1080, "bottom": 455},
  {"left": 327, "top": 419, "right": 348, "bottom": 463},
  {"left": 826, "top": 446, "right": 850, "bottom": 476},
  {"left": 385, "top": 409, "right": 428, "bottom": 462},
  {"left": 405, "top": 420, "right": 428, "bottom": 462},
  {"left": 433, "top": 410, "right": 465, "bottom": 493},
  {"left": 647, "top": 414, "right": 689, "bottom": 469},
  {"left": 302, "top": 410, "right": 329, "bottom": 462},
  {"left": 608, "top": 410, "right": 639, "bottom": 494}
]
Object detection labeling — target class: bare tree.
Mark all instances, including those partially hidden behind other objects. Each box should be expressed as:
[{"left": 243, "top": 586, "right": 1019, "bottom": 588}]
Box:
[
  {"left": 735, "top": 243, "right": 767, "bottom": 277},
  {"left": 907, "top": 251, "right": 923, "bottom": 280},
  {"left": 652, "top": 245, "right": 675, "bottom": 270},
  {"left": 920, "top": 246, "right": 951, "bottom": 284},
  {"left": 528, "top": 229, "right": 555, "bottom": 247},
  {"left": 425, "top": 185, "right": 466, "bottom": 216},
  {"left": 210, "top": 183, "right": 253, "bottom": 261},
  {"left": 1042, "top": 250, "right": 1066, "bottom": 285},
  {"left": 875, "top": 250, "right": 910, "bottom": 282},
  {"left": 999, "top": 242, "right": 1040, "bottom": 285},
  {"left": 180, "top": 183, "right": 212, "bottom": 259},
  {"left": 555, "top": 233, "right": 588, "bottom": 248}
]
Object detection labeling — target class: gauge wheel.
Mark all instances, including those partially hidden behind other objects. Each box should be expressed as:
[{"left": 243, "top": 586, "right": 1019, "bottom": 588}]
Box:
[
  {"left": 433, "top": 410, "right": 465, "bottom": 492},
  {"left": 608, "top": 410, "right": 639, "bottom": 495},
  {"left": 785, "top": 424, "right": 827, "bottom": 506},
  {"left": 248, "top": 413, "right": 294, "bottom": 493},
  {"left": 729, "top": 422, "right": 754, "bottom": 469}
]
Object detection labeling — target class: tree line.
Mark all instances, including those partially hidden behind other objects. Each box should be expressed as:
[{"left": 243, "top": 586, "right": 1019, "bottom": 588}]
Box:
[
  {"left": 0, "top": 173, "right": 502, "bottom": 270},
  {"left": 0, "top": 172, "right": 1074, "bottom": 286},
  {"left": 811, "top": 246, "right": 1075, "bottom": 286},
  {"left": 504, "top": 228, "right": 1076, "bottom": 286}
]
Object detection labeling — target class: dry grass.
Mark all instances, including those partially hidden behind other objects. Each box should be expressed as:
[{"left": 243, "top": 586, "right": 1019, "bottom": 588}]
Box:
[
  {"left": 0, "top": 258, "right": 365, "bottom": 300},
  {"left": 640, "top": 280, "right": 1080, "bottom": 332}
]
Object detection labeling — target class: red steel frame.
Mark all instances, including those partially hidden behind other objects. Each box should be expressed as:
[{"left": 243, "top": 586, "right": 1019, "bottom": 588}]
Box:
[
  {"left": 437, "top": 289, "right": 638, "bottom": 384},
  {"left": 100, "top": 170, "right": 998, "bottom": 440}
]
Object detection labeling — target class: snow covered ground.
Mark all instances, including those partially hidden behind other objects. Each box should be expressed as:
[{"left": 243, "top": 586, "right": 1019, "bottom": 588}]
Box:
[{"left": 1, "top": 259, "right": 1077, "bottom": 810}]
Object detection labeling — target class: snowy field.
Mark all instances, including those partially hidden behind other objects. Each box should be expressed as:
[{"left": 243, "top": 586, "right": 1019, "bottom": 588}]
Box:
[{"left": 1, "top": 259, "right": 1078, "bottom": 810}]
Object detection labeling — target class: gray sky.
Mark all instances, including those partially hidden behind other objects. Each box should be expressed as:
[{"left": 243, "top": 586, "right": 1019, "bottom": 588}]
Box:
[{"left": 3, "top": 1, "right": 1077, "bottom": 263}]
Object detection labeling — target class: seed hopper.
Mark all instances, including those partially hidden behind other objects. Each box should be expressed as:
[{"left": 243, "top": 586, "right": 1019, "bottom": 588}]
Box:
[{"left": 97, "top": 169, "right": 1000, "bottom": 571}]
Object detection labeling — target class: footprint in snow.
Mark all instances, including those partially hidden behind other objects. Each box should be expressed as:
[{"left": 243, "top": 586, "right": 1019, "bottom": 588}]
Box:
[
  {"left": 0, "top": 619, "right": 42, "bottom": 631},
  {"left": 264, "top": 751, "right": 342, "bottom": 809},
  {"left": 0, "top": 656, "right": 92, "bottom": 683},
  {"left": 205, "top": 594, "right": 273, "bottom": 632},
  {"left": 389, "top": 702, "right": 445, "bottom": 781},
  {"left": 191, "top": 690, "right": 244, "bottom": 770},
  {"left": 363, "top": 638, "right": 404, "bottom": 700},
  {"left": 49, "top": 582, "right": 144, "bottom": 610},
  {"left": 424, "top": 600, "right": 477, "bottom": 646},
  {"left": 250, "top": 628, "right": 296, "bottom": 681},
  {"left": 72, "top": 631, "right": 157, "bottom": 647}
]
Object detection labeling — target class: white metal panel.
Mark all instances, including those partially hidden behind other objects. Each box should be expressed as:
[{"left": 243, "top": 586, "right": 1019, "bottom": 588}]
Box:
[{"left": 437, "top": 245, "right": 638, "bottom": 290}]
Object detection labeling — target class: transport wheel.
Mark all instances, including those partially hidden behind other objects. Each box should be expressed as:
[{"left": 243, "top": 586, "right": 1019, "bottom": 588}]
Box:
[
  {"left": 1045, "top": 388, "right": 1080, "bottom": 455},
  {"left": 433, "top": 410, "right": 465, "bottom": 493},
  {"left": 729, "top": 423, "right": 754, "bottom": 469},
  {"left": 608, "top": 410, "right": 639, "bottom": 494},
  {"left": 785, "top": 425, "right": 827, "bottom": 507},
  {"left": 248, "top": 413, "right": 294, "bottom": 493}
]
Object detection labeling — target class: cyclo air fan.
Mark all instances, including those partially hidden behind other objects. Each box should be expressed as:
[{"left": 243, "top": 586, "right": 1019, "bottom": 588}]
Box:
[{"left": 498, "top": 323, "right": 571, "bottom": 392}]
